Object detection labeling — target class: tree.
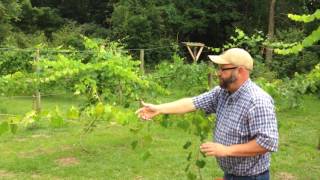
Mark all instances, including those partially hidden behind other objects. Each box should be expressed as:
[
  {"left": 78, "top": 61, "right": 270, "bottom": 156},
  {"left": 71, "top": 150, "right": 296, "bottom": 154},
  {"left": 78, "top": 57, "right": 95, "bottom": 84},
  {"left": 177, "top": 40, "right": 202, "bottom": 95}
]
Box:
[
  {"left": 31, "top": 0, "right": 118, "bottom": 27},
  {"left": 265, "top": 0, "right": 276, "bottom": 64},
  {"left": 111, "top": 0, "right": 174, "bottom": 64},
  {"left": 0, "top": 0, "right": 22, "bottom": 41}
]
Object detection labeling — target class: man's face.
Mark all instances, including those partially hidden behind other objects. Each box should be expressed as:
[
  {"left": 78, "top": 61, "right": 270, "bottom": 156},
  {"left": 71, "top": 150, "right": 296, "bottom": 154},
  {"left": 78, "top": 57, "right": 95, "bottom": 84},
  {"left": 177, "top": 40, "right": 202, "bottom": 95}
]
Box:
[{"left": 216, "top": 64, "right": 238, "bottom": 89}]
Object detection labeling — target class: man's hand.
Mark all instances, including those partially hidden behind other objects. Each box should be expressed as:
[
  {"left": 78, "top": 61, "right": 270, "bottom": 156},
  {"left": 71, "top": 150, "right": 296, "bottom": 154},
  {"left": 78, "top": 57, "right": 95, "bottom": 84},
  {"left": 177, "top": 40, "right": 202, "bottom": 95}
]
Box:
[
  {"left": 200, "top": 142, "right": 230, "bottom": 157},
  {"left": 135, "top": 101, "right": 161, "bottom": 120}
]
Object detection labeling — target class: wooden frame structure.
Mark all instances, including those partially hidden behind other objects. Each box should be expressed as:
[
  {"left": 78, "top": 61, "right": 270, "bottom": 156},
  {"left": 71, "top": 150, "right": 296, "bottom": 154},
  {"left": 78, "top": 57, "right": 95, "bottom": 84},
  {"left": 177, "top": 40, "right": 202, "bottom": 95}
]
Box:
[{"left": 182, "top": 42, "right": 205, "bottom": 62}]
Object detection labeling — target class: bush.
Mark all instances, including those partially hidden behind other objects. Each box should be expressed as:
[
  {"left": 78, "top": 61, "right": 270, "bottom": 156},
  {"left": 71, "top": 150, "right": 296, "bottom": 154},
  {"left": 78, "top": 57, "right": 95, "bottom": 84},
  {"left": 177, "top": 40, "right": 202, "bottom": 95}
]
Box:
[{"left": 150, "top": 54, "right": 213, "bottom": 96}]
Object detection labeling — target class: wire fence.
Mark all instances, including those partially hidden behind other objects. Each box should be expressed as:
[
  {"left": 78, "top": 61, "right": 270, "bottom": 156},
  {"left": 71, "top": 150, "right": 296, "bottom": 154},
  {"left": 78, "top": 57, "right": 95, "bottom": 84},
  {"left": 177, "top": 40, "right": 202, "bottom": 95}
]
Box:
[
  {"left": 0, "top": 92, "right": 81, "bottom": 118},
  {"left": 0, "top": 92, "right": 70, "bottom": 99},
  {"left": 0, "top": 44, "right": 180, "bottom": 53},
  {"left": 0, "top": 42, "right": 316, "bottom": 115},
  {"left": 0, "top": 45, "right": 183, "bottom": 114}
]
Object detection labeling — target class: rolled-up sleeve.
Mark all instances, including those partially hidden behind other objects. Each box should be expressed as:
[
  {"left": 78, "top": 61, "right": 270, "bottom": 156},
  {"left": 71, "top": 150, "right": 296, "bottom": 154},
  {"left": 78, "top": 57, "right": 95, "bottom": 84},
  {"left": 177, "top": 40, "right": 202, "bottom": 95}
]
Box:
[
  {"left": 192, "top": 87, "right": 221, "bottom": 114},
  {"left": 248, "top": 98, "right": 279, "bottom": 152}
]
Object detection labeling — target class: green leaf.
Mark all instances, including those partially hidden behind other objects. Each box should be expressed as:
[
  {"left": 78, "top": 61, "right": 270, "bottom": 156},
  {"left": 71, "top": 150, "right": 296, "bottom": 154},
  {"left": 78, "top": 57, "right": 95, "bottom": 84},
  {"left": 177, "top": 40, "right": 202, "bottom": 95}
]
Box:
[
  {"left": 183, "top": 141, "right": 192, "bottom": 149},
  {"left": 131, "top": 140, "right": 138, "bottom": 150},
  {"left": 129, "top": 126, "right": 141, "bottom": 134},
  {"left": 21, "top": 110, "right": 37, "bottom": 126},
  {"left": 200, "top": 151, "right": 206, "bottom": 158},
  {"left": 177, "top": 120, "right": 190, "bottom": 131},
  {"left": 95, "top": 102, "right": 105, "bottom": 117},
  {"left": 142, "top": 151, "right": 151, "bottom": 161},
  {"left": 9, "top": 123, "right": 18, "bottom": 134},
  {"left": 184, "top": 164, "right": 191, "bottom": 172},
  {"left": 187, "top": 172, "right": 197, "bottom": 180},
  {"left": 67, "top": 106, "right": 79, "bottom": 120},
  {"left": 195, "top": 160, "right": 206, "bottom": 169},
  {"left": 160, "top": 114, "right": 171, "bottom": 128},
  {"left": 0, "top": 122, "right": 9, "bottom": 135},
  {"left": 50, "top": 115, "right": 64, "bottom": 128},
  {"left": 186, "top": 152, "right": 192, "bottom": 161}
]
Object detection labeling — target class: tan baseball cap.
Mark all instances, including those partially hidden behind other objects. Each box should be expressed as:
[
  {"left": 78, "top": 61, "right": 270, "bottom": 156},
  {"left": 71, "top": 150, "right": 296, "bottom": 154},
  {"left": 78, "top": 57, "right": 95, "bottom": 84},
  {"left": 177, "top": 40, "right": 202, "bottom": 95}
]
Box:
[{"left": 208, "top": 48, "right": 253, "bottom": 70}]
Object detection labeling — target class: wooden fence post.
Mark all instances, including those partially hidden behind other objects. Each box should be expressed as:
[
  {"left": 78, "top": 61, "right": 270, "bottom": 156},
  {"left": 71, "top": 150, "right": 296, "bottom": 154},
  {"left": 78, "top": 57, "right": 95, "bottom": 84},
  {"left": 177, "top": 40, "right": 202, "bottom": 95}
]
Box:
[
  {"left": 34, "top": 48, "right": 41, "bottom": 113},
  {"left": 140, "top": 49, "right": 145, "bottom": 74},
  {"left": 208, "top": 61, "right": 213, "bottom": 88}
]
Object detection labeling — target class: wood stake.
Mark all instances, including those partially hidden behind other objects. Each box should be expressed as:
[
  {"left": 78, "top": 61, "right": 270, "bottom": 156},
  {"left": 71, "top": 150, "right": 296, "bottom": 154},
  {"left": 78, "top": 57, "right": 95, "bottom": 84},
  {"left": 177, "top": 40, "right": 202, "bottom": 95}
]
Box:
[
  {"left": 140, "top": 49, "right": 145, "bottom": 74},
  {"left": 34, "top": 49, "right": 41, "bottom": 113}
]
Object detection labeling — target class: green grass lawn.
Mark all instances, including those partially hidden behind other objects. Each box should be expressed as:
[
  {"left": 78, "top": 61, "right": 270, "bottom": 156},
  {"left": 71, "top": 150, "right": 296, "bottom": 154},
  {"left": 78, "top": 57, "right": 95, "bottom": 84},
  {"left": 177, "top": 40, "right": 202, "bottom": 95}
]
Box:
[{"left": 0, "top": 95, "right": 319, "bottom": 179}]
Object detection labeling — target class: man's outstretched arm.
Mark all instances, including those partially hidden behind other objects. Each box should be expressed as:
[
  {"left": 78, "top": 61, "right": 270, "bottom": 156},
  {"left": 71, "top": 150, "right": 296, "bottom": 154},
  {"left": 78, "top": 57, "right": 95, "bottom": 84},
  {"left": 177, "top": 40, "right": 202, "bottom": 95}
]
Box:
[{"left": 136, "top": 98, "right": 196, "bottom": 120}]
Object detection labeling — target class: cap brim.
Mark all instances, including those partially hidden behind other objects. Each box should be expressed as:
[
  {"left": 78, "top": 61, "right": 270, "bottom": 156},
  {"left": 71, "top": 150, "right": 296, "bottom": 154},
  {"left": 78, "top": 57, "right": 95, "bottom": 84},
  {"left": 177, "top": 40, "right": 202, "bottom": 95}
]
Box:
[{"left": 208, "top": 55, "right": 229, "bottom": 64}]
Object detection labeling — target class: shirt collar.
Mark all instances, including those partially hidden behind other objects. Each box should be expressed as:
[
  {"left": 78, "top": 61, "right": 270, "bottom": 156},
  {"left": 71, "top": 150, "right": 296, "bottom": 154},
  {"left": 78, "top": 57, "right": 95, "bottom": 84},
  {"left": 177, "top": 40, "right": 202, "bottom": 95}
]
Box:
[{"left": 228, "top": 79, "right": 251, "bottom": 101}]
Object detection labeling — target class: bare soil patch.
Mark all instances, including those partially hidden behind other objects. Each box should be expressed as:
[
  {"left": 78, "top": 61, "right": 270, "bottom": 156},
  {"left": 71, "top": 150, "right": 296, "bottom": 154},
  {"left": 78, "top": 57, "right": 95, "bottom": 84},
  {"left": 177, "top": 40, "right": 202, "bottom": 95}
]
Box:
[
  {"left": 0, "top": 170, "right": 15, "bottom": 178},
  {"left": 275, "top": 172, "right": 297, "bottom": 180},
  {"left": 55, "top": 157, "right": 80, "bottom": 167}
]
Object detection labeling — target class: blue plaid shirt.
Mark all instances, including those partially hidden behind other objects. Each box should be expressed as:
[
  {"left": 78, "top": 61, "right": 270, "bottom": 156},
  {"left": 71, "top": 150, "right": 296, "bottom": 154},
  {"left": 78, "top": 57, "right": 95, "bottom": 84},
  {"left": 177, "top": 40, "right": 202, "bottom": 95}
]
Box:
[{"left": 193, "top": 79, "right": 278, "bottom": 176}]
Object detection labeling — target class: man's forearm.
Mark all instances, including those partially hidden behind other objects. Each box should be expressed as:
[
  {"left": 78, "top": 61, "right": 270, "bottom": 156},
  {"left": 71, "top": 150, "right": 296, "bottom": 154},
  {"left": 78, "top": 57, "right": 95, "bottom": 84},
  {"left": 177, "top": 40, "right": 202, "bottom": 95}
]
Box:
[
  {"left": 157, "top": 98, "right": 196, "bottom": 114},
  {"left": 227, "top": 139, "right": 268, "bottom": 157}
]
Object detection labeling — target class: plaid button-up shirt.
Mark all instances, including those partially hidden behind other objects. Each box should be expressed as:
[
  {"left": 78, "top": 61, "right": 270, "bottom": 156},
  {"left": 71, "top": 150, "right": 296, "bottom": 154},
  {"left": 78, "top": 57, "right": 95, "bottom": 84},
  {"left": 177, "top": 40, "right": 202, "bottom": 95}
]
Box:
[{"left": 193, "top": 79, "right": 278, "bottom": 176}]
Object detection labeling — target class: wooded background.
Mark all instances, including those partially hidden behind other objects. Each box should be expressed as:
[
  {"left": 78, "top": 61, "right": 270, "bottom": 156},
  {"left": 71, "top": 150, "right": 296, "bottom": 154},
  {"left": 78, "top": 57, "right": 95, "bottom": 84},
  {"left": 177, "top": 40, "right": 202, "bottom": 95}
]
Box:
[{"left": 0, "top": 0, "right": 319, "bottom": 76}]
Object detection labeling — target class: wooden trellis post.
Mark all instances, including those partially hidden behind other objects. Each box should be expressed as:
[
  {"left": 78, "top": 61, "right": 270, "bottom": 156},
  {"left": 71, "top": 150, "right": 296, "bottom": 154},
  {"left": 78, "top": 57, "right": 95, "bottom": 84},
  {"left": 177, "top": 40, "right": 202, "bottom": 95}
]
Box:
[
  {"left": 182, "top": 42, "right": 214, "bottom": 87},
  {"left": 33, "top": 48, "right": 41, "bottom": 113},
  {"left": 140, "top": 49, "right": 145, "bottom": 74},
  {"left": 182, "top": 42, "right": 205, "bottom": 63},
  {"left": 208, "top": 60, "right": 213, "bottom": 88}
]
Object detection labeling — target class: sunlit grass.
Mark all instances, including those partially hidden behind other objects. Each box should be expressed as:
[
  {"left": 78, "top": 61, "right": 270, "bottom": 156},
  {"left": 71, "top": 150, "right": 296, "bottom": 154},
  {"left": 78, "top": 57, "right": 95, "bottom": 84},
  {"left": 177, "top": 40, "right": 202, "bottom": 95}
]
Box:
[{"left": 0, "top": 95, "right": 318, "bottom": 179}]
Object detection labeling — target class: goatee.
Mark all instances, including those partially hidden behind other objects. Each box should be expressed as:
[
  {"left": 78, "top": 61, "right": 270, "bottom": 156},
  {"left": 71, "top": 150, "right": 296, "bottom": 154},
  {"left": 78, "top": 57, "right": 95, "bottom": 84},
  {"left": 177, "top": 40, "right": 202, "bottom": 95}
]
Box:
[{"left": 219, "top": 73, "right": 237, "bottom": 89}]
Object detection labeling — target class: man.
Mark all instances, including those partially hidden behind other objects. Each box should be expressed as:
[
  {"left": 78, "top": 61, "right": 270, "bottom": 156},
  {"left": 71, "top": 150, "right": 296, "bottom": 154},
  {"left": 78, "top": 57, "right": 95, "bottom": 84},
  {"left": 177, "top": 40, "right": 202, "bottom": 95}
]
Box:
[{"left": 136, "top": 48, "right": 278, "bottom": 180}]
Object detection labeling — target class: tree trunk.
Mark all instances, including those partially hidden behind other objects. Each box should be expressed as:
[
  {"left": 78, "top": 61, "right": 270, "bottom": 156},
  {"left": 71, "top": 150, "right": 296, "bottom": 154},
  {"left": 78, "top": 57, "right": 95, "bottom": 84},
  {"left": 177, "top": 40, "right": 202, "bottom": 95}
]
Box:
[{"left": 265, "top": 0, "right": 276, "bottom": 64}]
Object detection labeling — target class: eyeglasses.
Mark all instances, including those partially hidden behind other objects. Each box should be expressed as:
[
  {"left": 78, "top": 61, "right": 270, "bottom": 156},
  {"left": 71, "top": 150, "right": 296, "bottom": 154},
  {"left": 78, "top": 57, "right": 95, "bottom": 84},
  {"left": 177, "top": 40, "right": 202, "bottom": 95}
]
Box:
[{"left": 217, "top": 67, "right": 238, "bottom": 72}]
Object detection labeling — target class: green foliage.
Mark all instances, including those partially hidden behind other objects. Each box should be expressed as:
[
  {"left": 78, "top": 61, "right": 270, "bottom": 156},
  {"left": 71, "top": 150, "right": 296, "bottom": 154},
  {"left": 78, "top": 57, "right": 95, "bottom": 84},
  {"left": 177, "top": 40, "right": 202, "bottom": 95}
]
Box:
[
  {"left": 267, "top": 28, "right": 319, "bottom": 78},
  {"left": 275, "top": 9, "right": 320, "bottom": 55},
  {"left": 50, "top": 22, "right": 85, "bottom": 49},
  {"left": 222, "top": 28, "right": 265, "bottom": 56},
  {"left": 150, "top": 54, "right": 211, "bottom": 96},
  {"left": 209, "top": 28, "right": 277, "bottom": 80},
  {"left": 0, "top": 2, "right": 320, "bottom": 179},
  {"left": 305, "top": 64, "right": 320, "bottom": 96},
  {"left": 256, "top": 78, "right": 299, "bottom": 110},
  {"left": 50, "top": 21, "right": 109, "bottom": 49},
  {"left": 271, "top": 49, "right": 319, "bottom": 78},
  {"left": 49, "top": 106, "right": 65, "bottom": 128},
  {"left": 17, "top": 0, "right": 64, "bottom": 34},
  {"left": 0, "top": 121, "right": 9, "bottom": 135},
  {"left": 255, "top": 63, "right": 320, "bottom": 110},
  {"left": 288, "top": 9, "right": 320, "bottom": 23},
  {"left": 3, "top": 37, "right": 163, "bottom": 105},
  {"left": 209, "top": 28, "right": 266, "bottom": 62},
  {"left": 2, "top": 31, "right": 47, "bottom": 48},
  {"left": 111, "top": 0, "right": 176, "bottom": 64},
  {"left": 67, "top": 106, "right": 80, "bottom": 120},
  {"left": 0, "top": 1, "right": 22, "bottom": 21},
  {"left": 154, "top": 110, "right": 214, "bottom": 179},
  {"left": 0, "top": 0, "right": 22, "bottom": 41},
  {"left": 0, "top": 50, "right": 32, "bottom": 76},
  {"left": 0, "top": 71, "right": 35, "bottom": 95},
  {"left": 32, "top": 0, "right": 117, "bottom": 26}
]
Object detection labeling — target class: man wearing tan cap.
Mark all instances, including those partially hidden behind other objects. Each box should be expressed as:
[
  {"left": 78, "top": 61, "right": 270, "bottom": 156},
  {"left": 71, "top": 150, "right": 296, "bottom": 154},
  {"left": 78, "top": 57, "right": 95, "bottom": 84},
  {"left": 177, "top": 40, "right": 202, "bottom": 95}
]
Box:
[{"left": 136, "top": 48, "right": 278, "bottom": 179}]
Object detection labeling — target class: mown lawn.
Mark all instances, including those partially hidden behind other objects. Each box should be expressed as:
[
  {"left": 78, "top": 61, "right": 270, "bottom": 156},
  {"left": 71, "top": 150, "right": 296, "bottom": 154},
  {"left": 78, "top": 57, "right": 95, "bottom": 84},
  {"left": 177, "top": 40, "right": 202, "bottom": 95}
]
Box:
[{"left": 0, "top": 95, "right": 319, "bottom": 179}]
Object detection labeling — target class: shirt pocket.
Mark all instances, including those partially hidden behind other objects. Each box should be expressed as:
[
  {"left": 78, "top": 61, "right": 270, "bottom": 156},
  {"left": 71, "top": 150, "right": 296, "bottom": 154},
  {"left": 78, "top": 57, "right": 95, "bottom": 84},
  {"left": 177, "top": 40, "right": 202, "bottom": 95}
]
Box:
[{"left": 228, "top": 116, "right": 250, "bottom": 144}]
